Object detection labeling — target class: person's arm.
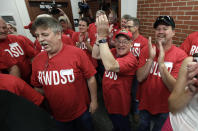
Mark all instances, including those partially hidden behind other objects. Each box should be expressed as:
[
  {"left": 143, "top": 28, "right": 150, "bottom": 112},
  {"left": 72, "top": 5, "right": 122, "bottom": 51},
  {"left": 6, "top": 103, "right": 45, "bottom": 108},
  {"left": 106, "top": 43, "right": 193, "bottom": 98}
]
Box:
[
  {"left": 168, "top": 57, "right": 198, "bottom": 114},
  {"left": 158, "top": 42, "right": 176, "bottom": 92},
  {"left": 92, "top": 40, "right": 101, "bottom": 59},
  {"left": 136, "top": 37, "right": 156, "bottom": 82},
  {"left": 8, "top": 65, "right": 21, "bottom": 78},
  {"left": 96, "top": 15, "right": 120, "bottom": 72},
  {"left": 87, "top": 76, "right": 98, "bottom": 114}
]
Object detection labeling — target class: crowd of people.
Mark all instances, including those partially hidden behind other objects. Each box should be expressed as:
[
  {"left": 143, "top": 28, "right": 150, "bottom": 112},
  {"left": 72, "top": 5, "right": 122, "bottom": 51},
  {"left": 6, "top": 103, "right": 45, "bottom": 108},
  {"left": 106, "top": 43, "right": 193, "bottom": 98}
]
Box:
[{"left": 0, "top": 3, "right": 198, "bottom": 131}]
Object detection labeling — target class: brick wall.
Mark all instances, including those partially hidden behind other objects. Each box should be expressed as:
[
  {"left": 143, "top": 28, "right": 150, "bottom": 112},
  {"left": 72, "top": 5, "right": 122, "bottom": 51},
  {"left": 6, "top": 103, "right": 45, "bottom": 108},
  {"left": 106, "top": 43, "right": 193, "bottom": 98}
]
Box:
[{"left": 137, "top": 0, "right": 198, "bottom": 46}]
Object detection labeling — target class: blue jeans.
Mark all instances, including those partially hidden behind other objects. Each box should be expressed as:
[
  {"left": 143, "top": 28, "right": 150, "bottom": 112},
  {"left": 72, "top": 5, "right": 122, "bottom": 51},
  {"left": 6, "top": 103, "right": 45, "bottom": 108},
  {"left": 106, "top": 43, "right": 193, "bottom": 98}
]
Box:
[
  {"left": 138, "top": 110, "right": 168, "bottom": 131},
  {"left": 56, "top": 110, "right": 94, "bottom": 131},
  {"left": 109, "top": 114, "right": 131, "bottom": 131}
]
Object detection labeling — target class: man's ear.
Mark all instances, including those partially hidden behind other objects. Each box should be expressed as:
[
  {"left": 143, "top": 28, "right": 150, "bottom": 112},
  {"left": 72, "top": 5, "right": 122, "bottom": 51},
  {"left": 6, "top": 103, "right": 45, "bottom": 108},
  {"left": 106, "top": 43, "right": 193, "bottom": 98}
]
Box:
[
  {"left": 56, "top": 31, "right": 62, "bottom": 39},
  {"left": 172, "top": 30, "right": 175, "bottom": 37}
]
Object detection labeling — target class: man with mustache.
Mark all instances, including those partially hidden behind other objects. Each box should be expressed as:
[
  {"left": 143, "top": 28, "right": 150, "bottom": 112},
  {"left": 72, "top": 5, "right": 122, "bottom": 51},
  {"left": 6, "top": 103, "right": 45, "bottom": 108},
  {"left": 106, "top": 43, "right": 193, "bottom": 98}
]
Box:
[
  {"left": 0, "top": 17, "right": 37, "bottom": 83},
  {"left": 31, "top": 16, "right": 98, "bottom": 131},
  {"left": 136, "top": 16, "right": 188, "bottom": 130}
]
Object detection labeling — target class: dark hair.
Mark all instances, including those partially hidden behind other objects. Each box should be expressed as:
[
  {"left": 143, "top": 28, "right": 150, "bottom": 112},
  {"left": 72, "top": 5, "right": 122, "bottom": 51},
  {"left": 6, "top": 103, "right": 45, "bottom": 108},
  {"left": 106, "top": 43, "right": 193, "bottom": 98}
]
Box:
[
  {"left": 153, "top": 16, "right": 175, "bottom": 29},
  {"left": 32, "top": 17, "right": 62, "bottom": 33},
  {"left": 121, "top": 14, "right": 132, "bottom": 21},
  {"left": 79, "top": 17, "right": 90, "bottom": 26},
  {"left": 129, "top": 17, "right": 140, "bottom": 27}
]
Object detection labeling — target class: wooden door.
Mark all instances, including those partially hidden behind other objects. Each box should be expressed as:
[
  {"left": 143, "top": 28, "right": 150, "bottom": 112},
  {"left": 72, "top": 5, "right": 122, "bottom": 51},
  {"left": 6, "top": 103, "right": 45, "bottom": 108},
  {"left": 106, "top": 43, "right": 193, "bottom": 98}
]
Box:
[{"left": 25, "top": 0, "right": 74, "bottom": 28}]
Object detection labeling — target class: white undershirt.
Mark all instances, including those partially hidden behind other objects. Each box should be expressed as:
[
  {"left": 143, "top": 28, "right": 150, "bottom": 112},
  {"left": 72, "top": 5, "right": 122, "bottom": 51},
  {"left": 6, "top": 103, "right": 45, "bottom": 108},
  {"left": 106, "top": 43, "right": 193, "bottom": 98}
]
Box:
[{"left": 170, "top": 94, "right": 198, "bottom": 131}]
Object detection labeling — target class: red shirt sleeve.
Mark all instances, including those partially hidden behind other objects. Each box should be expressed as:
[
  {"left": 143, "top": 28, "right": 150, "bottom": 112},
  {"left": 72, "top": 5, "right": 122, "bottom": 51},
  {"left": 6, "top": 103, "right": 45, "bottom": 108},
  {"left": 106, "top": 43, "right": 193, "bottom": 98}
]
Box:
[
  {"left": 117, "top": 53, "right": 137, "bottom": 75},
  {"left": 16, "top": 76, "right": 44, "bottom": 106},
  {"left": 180, "top": 34, "right": 192, "bottom": 55}
]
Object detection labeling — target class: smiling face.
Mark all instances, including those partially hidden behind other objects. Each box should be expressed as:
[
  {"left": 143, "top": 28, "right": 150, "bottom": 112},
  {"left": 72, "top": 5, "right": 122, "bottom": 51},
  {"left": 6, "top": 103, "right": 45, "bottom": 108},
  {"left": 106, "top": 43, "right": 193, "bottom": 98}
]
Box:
[
  {"left": 115, "top": 35, "right": 131, "bottom": 57},
  {"left": 126, "top": 20, "right": 137, "bottom": 34},
  {"left": 35, "top": 27, "right": 62, "bottom": 57},
  {"left": 78, "top": 20, "right": 88, "bottom": 33},
  {"left": 121, "top": 18, "right": 127, "bottom": 29},
  {"left": 0, "top": 19, "right": 8, "bottom": 40},
  {"left": 155, "top": 24, "right": 175, "bottom": 45}
]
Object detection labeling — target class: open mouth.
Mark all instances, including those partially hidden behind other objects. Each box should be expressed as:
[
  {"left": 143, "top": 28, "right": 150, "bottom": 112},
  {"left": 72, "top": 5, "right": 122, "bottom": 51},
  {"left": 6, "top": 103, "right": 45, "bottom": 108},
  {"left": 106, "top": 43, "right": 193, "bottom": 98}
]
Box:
[{"left": 40, "top": 42, "right": 48, "bottom": 48}]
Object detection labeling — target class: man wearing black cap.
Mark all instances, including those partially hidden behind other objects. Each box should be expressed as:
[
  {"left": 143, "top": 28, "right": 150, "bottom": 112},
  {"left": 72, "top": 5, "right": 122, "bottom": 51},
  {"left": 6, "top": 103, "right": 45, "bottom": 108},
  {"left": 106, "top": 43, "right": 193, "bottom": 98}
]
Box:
[
  {"left": 136, "top": 16, "right": 188, "bottom": 130},
  {"left": 92, "top": 14, "right": 137, "bottom": 131}
]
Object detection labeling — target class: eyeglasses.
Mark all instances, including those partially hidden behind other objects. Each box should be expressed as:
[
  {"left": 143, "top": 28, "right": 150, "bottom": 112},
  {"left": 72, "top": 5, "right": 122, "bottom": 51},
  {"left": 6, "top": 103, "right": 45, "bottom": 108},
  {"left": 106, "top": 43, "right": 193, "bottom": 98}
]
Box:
[
  {"left": 125, "top": 25, "right": 135, "bottom": 29},
  {"left": 115, "top": 40, "right": 130, "bottom": 45}
]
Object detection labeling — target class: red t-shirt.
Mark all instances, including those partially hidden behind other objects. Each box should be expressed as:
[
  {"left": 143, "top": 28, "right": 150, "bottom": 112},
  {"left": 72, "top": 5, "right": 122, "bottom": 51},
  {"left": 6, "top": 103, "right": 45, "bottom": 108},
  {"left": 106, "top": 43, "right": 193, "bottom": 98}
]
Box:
[
  {"left": 0, "top": 74, "right": 44, "bottom": 106},
  {"left": 180, "top": 31, "right": 198, "bottom": 56},
  {"left": 130, "top": 35, "right": 148, "bottom": 58},
  {"left": 0, "top": 35, "right": 37, "bottom": 81},
  {"left": 31, "top": 44, "right": 96, "bottom": 122},
  {"left": 88, "top": 23, "right": 97, "bottom": 43},
  {"left": 102, "top": 48, "right": 137, "bottom": 116},
  {"left": 0, "top": 47, "right": 17, "bottom": 70},
  {"left": 137, "top": 45, "right": 187, "bottom": 114},
  {"left": 63, "top": 29, "right": 74, "bottom": 38},
  {"left": 62, "top": 34, "right": 75, "bottom": 46},
  {"left": 72, "top": 32, "right": 98, "bottom": 68}
]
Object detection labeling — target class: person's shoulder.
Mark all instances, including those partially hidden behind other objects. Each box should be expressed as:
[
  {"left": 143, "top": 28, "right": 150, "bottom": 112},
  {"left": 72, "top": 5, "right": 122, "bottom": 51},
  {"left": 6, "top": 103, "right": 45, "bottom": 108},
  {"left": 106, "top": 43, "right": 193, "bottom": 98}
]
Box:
[
  {"left": 138, "top": 35, "right": 148, "bottom": 42},
  {"left": 72, "top": 32, "right": 79, "bottom": 37},
  {"left": 7, "top": 34, "right": 18, "bottom": 41},
  {"left": 171, "top": 45, "right": 188, "bottom": 57},
  {"left": 63, "top": 44, "right": 83, "bottom": 52},
  {"left": 32, "top": 51, "right": 47, "bottom": 63},
  {"left": 189, "top": 31, "right": 198, "bottom": 37}
]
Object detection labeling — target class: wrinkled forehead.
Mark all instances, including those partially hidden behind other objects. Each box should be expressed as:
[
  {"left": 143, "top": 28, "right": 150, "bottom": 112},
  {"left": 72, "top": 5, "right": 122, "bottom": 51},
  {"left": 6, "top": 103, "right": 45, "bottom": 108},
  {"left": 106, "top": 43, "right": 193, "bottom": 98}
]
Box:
[{"left": 35, "top": 27, "right": 51, "bottom": 33}]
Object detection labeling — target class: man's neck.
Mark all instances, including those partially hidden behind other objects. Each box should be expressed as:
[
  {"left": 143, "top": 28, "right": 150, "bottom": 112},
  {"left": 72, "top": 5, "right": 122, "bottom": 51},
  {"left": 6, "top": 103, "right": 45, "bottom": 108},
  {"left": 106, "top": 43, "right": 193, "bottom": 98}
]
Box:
[
  {"left": 132, "top": 31, "right": 139, "bottom": 41},
  {"left": 48, "top": 42, "right": 63, "bottom": 59}
]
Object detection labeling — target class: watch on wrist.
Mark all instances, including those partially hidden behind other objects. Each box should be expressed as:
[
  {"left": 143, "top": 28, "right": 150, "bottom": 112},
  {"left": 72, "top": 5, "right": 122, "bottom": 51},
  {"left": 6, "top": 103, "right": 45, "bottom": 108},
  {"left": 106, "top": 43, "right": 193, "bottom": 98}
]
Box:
[{"left": 98, "top": 39, "right": 107, "bottom": 44}]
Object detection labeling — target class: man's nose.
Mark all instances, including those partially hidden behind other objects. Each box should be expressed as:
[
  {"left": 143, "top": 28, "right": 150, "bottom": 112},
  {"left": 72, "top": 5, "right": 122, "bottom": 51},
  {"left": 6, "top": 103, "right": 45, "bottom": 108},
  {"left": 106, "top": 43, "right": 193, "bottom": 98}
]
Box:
[{"left": 37, "top": 35, "right": 44, "bottom": 42}]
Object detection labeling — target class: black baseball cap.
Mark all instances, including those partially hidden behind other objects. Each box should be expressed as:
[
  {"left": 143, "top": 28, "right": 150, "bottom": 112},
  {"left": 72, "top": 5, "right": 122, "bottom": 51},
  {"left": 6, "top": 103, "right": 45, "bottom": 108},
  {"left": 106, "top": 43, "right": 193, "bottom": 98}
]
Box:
[{"left": 153, "top": 16, "right": 175, "bottom": 29}]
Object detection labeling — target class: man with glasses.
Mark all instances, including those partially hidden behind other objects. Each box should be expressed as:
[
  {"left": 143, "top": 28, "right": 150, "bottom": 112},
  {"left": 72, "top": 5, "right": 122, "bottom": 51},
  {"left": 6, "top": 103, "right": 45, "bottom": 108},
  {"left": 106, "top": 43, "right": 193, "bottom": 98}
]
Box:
[
  {"left": 125, "top": 17, "right": 148, "bottom": 124},
  {"left": 92, "top": 15, "right": 137, "bottom": 131},
  {"left": 136, "top": 16, "right": 187, "bottom": 130}
]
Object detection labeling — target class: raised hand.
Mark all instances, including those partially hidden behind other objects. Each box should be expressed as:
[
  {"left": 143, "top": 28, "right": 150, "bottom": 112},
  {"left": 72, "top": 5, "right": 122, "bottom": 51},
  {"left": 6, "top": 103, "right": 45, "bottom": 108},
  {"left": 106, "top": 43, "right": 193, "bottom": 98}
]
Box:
[
  {"left": 96, "top": 15, "right": 109, "bottom": 39},
  {"left": 158, "top": 41, "right": 165, "bottom": 65},
  {"left": 148, "top": 36, "right": 156, "bottom": 60},
  {"left": 57, "top": 8, "right": 65, "bottom": 16}
]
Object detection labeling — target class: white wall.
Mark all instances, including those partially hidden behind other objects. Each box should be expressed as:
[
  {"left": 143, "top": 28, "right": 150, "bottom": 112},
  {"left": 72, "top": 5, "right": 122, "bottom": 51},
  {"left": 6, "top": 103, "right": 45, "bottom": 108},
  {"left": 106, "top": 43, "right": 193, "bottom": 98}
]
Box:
[
  {"left": 121, "top": 0, "right": 138, "bottom": 17},
  {"left": 70, "top": 0, "right": 80, "bottom": 31},
  {"left": 0, "top": 0, "right": 35, "bottom": 41}
]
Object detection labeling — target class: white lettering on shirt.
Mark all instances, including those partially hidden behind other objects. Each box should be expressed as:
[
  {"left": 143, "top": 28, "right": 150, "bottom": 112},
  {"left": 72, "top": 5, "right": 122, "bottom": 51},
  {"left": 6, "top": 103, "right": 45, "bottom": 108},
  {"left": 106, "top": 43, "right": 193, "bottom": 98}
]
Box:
[
  {"left": 131, "top": 43, "right": 141, "bottom": 57},
  {"left": 190, "top": 45, "right": 198, "bottom": 55},
  {"left": 149, "top": 61, "right": 173, "bottom": 77},
  {"left": 5, "top": 43, "right": 24, "bottom": 57},
  {"left": 37, "top": 69, "right": 75, "bottom": 86},
  {"left": 105, "top": 71, "right": 117, "bottom": 80}
]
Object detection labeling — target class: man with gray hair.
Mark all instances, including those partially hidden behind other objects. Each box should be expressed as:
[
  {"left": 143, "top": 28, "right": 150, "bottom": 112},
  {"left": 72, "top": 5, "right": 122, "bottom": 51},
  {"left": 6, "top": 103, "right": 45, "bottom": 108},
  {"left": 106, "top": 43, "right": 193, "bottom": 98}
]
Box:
[{"left": 31, "top": 16, "right": 98, "bottom": 131}]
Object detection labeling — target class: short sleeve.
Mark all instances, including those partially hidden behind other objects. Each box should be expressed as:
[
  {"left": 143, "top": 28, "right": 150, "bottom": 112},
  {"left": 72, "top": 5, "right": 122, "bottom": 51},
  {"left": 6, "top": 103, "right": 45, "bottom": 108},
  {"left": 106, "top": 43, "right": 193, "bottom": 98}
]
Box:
[
  {"left": 117, "top": 53, "right": 137, "bottom": 75},
  {"left": 77, "top": 49, "right": 97, "bottom": 78}
]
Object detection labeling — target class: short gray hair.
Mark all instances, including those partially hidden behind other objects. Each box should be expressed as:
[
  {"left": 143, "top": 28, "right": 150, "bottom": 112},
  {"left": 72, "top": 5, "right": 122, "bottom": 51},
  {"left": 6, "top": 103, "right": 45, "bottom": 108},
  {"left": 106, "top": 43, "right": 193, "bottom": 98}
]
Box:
[{"left": 32, "top": 17, "right": 62, "bottom": 33}]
